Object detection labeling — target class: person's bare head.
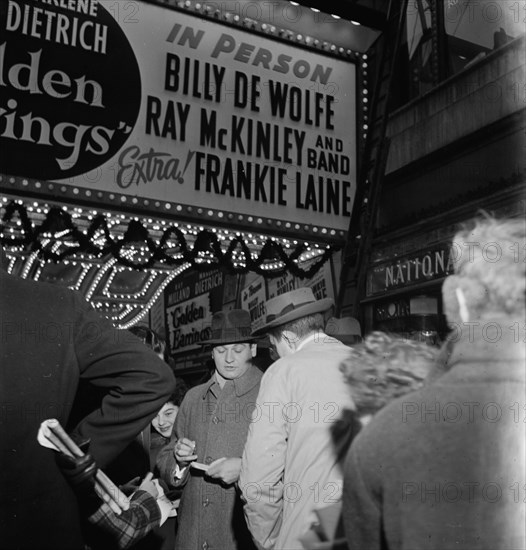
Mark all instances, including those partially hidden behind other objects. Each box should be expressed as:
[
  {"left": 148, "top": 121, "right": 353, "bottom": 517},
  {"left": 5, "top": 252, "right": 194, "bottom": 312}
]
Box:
[{"left": 442, "top": 216, "right": 525, "bottom": 324}]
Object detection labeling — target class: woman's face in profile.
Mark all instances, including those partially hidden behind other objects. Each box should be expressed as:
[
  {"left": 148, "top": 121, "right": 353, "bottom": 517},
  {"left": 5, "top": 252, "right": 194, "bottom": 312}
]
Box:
[{"left": 151, "top": 401, "right": 179, "bottom": 437}]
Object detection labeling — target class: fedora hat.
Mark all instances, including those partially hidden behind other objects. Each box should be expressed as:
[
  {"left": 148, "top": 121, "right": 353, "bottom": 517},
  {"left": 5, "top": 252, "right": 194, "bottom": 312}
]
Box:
[
  {"left": 325, "top": 316, "right": 362, "bottom": 346},
  {"left": 252, "top": 287, "right": 334, "bottom": 336},
  {"left": 203, "top": 309, "right": 258, "bottom": 345}
]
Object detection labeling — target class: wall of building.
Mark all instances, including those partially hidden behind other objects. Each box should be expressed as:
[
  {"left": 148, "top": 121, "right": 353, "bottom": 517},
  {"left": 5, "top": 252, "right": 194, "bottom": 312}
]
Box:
[
  {"left": 386, "top": 36, "right": 525, "bottom": 173},
  {"left": 360, "top": 35, "right": 525, "bottom": 337}
]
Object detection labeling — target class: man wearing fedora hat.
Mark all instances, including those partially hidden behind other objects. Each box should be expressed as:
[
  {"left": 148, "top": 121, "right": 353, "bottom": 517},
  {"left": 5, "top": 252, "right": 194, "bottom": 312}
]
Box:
[
  {"left": 156, "top": 309, "right": 261, "bottom": 550},
  {"left": 325, "top": 316, "right": 363, "bottom": 347},
  {"left": 239, "top": 287, "right": 355, "bottom": 550}
]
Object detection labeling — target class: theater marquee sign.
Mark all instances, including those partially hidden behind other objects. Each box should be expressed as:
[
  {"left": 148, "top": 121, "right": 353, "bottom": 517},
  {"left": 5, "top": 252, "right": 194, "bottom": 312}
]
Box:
[{"left": 0, "top": 0, "right": 357, "bottom": 237}]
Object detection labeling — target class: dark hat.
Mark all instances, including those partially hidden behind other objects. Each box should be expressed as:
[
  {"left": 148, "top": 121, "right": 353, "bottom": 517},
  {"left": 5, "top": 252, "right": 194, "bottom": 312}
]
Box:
[
  {"left": 203, "top": 309, "right": 258, "bottom": 345},
  {"left": 252, "top": 287, "right": 334, "bottom": 336},
  {"left": 325, "top": 316, "right": 362, "bottom": 346}
]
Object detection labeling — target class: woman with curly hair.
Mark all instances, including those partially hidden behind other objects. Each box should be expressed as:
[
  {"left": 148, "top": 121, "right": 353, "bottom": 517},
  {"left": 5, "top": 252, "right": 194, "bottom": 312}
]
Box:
[
  {"left": 301, "top": 332, "right": 438, "bottom": 550},
  {"left": 339, "top": 331, "right": 438, "bottom": 425}
]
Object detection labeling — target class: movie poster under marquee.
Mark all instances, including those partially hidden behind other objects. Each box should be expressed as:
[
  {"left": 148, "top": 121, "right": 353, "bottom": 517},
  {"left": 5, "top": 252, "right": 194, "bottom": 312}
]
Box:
[
  {"left": 266, "top": 258, "right": 335, "bottom": 301},
  {"left": 164, "top": 268, "right": 225, "bottom": 355},
  {"left": 240, "top": 276, "right": 268, "bottom": 333},
  {"left": 165, "top": 255, "right": 337, "bottom": 357},
  {"left": 0, "top": 0, "right": 357, "bottom": 237},
  {"left": 242, "top": 255, "right": 337, "bottom": 333}
]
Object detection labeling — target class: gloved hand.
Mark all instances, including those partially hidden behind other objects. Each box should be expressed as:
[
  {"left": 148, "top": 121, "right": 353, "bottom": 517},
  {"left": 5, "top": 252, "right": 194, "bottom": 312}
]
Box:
[{"left": 55, "top": 438, "right": 97, "bottom": 498}]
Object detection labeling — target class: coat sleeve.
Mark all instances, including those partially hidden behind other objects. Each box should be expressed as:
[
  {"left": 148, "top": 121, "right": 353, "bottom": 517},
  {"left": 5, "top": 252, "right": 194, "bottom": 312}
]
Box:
[
  {"left": 71, "top": 294, "right": 176, "bottom": 468},
  {"left": 88, "top": 489, "right": 161, "bottom": 550},
  {"left": 239, "top": 366, "right": 289, "bottom": 550},
  {"left": 342, "top": 434, "right": 382, "bottom": 550}
]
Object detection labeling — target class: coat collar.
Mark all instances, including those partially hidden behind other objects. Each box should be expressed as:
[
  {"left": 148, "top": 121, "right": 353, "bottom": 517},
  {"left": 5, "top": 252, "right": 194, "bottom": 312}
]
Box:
[
  {"left": 448, "top": 316, "right": 526, "bottom": 376},
  {"left": 201, "top": 365, "right": 262, "bottom": 399},
  {"left": 295, "top": 331, "right": 328, "bottom": 352}
]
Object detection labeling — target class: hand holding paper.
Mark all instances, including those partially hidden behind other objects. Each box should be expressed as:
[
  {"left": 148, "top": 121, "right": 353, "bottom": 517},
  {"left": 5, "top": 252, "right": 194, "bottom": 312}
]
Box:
[
  {"left": 174, "top": 437, "right": 198, "bottom": 468},
  {"left": 206, "top": 457, "right": 239, "bottom": 485},
  {"left": 138, "top": 473, "right": 158, "bottom": 499}
]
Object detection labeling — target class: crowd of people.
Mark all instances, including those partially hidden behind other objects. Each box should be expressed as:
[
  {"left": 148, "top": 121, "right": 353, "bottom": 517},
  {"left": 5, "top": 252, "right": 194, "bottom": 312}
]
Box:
[{"left": 1, "top": 215, "right": 524, "bottom": 550}]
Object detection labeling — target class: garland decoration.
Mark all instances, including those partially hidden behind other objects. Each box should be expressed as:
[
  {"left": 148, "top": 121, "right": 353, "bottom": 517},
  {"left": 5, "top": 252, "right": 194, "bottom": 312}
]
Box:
[{"left": 0, "top": 200, "right": 339, "bottom": 279}]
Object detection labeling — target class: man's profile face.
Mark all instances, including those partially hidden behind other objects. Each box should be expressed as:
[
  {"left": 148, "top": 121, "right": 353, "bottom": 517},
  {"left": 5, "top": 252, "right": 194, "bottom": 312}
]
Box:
[{"left": 213, "top": 343, "right": 256, "bottom": 380}]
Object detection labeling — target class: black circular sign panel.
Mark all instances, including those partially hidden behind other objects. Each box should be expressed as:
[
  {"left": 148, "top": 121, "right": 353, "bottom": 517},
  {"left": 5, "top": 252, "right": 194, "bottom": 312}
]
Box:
[{"left": 0, "top": 0, "right": 141, "bottom": 180}]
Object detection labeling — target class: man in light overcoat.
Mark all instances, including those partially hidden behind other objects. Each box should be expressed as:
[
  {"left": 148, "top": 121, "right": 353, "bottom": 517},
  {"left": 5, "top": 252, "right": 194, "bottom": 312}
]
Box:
[{"left": 239, "top": 287, "right": 356, "bottom": 550}]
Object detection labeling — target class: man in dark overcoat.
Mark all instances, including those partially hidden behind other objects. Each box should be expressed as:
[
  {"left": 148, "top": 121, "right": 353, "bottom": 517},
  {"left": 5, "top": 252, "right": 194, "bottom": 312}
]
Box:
[
  {"left": 0, "top": 250, "right": 175, "bottom": 550},
  {"left": 342, "top": 217, "right": 526, "bottom": 550},
  {"left": 157, "top": 309, "right": 262, "bottom": 550}
]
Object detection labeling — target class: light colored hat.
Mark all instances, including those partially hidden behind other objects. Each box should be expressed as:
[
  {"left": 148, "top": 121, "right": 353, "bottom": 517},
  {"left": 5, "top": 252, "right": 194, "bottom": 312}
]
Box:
[
  {"left": 325, "top": 316, "right": 362, "bottom": 346},
  {"left": 203, "top": 309, "right": 258, "bottom": 345},
  {"left": 252, "top": 287, "right": 334, "bottom": 336}
]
